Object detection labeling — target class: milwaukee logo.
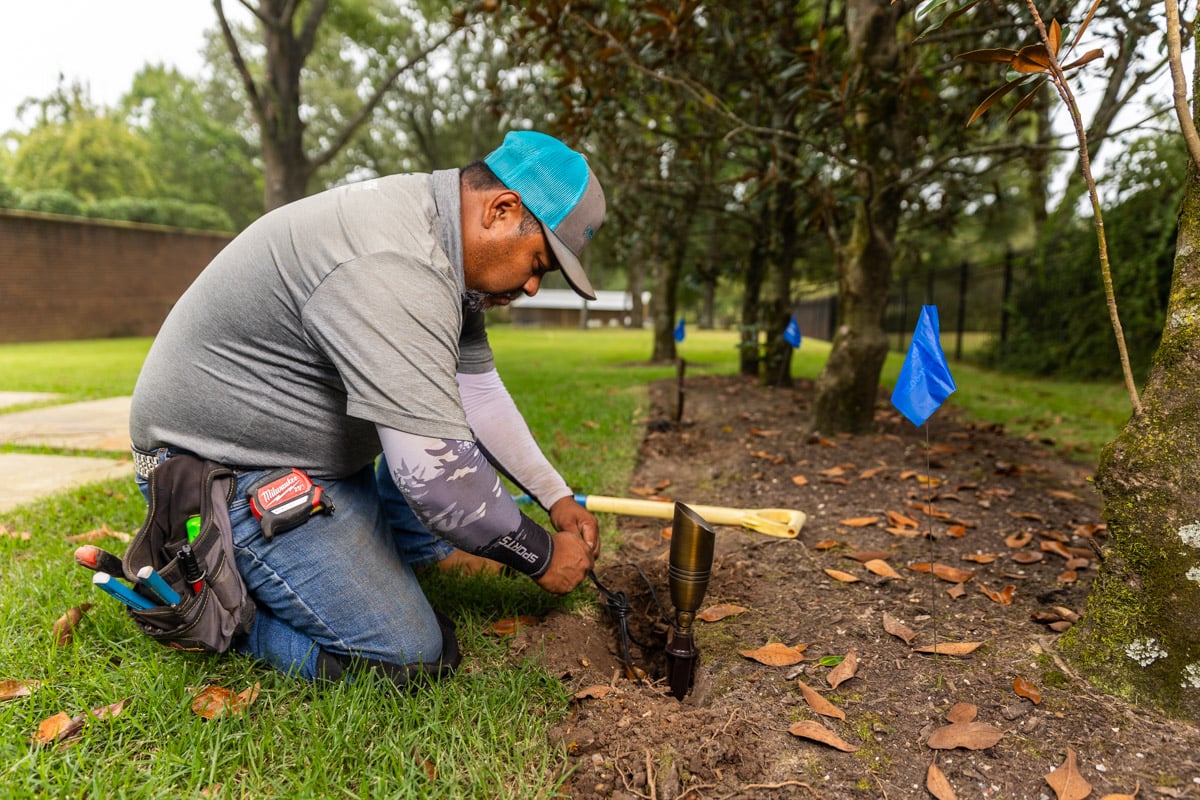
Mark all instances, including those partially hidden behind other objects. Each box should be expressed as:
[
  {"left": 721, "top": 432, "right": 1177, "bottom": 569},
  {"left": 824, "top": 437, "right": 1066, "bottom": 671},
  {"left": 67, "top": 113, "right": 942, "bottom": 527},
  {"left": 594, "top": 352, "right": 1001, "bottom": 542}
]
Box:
[{"left": 259, "top": 473, "right": 309, "bottom": 508}]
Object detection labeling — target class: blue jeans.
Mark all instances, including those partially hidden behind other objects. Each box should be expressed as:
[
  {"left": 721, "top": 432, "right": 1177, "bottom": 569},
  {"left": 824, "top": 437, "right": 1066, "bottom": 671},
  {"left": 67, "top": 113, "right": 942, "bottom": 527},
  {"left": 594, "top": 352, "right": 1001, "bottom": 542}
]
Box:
[{"left": 136, "top": 451, "right": 455, "bottom": 680}]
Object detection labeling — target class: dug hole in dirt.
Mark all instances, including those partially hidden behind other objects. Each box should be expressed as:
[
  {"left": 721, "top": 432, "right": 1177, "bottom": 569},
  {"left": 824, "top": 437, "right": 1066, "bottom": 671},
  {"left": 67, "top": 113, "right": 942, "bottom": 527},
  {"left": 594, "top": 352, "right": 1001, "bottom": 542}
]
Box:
[{"left": 502, "top": 374, "right": 1200, "bottom": 800}]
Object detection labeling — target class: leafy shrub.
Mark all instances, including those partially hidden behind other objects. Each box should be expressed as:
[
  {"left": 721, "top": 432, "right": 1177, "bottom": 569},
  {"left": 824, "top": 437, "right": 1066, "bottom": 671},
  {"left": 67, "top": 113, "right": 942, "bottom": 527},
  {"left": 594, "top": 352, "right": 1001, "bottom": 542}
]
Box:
[
  {"left": 86, "top": 197, "right": 234, "bottom": 232},
  {"left": 0, "top": 179, "right": 18, "bottom": 209},
  {"left": 18, "top": 189, "right": 85, "bottom": 216}
]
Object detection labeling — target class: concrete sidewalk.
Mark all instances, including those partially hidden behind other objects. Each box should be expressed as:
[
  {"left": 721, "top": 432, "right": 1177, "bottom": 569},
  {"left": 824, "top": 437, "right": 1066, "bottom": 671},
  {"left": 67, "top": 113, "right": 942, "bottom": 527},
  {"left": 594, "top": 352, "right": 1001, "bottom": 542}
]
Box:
[{"left": 0, "top": 394, "right": 133, "bottom": 512}]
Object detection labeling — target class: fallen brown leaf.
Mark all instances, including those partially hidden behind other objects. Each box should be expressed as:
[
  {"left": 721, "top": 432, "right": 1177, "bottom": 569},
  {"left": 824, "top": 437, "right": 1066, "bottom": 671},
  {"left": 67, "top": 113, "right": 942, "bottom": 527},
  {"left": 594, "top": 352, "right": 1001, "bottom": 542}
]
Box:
[
  {"left": 979, "top": 583, "right": 1015, "bottom": 605},
  {"left": 838, "top": 516, "right": 879, "bottom": 527},
  {"left": 573, "top": 685, "right": 615, "bottom": 701},
  {"left": 843, "top": 550, "right": 893, "bottom": 563},
  {"left": 787, "top": 720, "right": 858, "bottom": 752},
  {"left": 1013, "top": 677, "right": 1043, "bottom": 704},
  {"left": 886, "top": 510, "right": 919, "bottom": 529},
  {"left": 739, "top": 642, "right": 808, "bottom": 667},
  {"left": 791, "top": 475, "right": 809, "bottom": 486},
  {"left": 191, "top": 684, "right": 259, "bottom": 720},
  {"left": 824, "top": 568, "right": 861, "bottom": 583},
  {"left": 485, "top": 615, "right": 541, "bottom": 636},
  {"left": 52, "top": 604, "right": 92, "bottom": 647},
  {"left": 33, "top": 712, "right": 75, "bottom": 745},
  {"left": 945, "top": 524, "right": 968, "bottom": 538},
  {"left": 1011, "top": 551, "right": 1044, "bottom": 564},
  {"left": 863, "top": 559, "right": 902, "bottom": 579},
  {"left": 1098, "top": 783, "right": 1139, "bottom": 800},
  {"left": 931, "top": 563, "right": 976, "bottom": 584},
  {"left": 1041, "top": 540, "right": 1074, "bottom": 559},
  {"left": 1045, "top": 748, "right": 1093, "bottom": 800},
  {"left": 882, "top": 612, "right": 916, "bottom": 644},
  {"left": 946, "top": 702, "right": 977, "bottom": 723},
  {"left": 913, "top": 641, "right": 984, "bottom": 656},
  {"left": 812, "top": 539, "right": 841, "bottom": 550},
  {"left": 927, "top": 721, "right": 1004, "bottom": 750},
  {"left": 927, "top": 762, "right": 958, "bottom": 800},
  {"left": 1, "top": 679, "right": 41, "bottom": 702},
  {"left": 827, "top": 649, "right": 858, "bottom": 689},
  {"left": 697, "top": 603, "right": 748, "bottom": 622},
  {"left": 797, "top": 680, "right": 845, "bottom": 720},
  {"left": 961, "top": 553, "right": 1000, "bottom": 564},
  {"left": 65, "top": 524, "right": 132, "bottom": 544},
  {"left": 1005, "top": 531, "right": 1034, "bottom": 548}
]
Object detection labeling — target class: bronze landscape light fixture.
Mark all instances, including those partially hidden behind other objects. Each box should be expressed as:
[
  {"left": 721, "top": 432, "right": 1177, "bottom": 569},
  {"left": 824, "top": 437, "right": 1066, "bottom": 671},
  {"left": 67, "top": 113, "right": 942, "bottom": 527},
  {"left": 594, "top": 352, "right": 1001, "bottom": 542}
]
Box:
[{"left": 665, "top": 502, "right": 716, "bottom": 700}]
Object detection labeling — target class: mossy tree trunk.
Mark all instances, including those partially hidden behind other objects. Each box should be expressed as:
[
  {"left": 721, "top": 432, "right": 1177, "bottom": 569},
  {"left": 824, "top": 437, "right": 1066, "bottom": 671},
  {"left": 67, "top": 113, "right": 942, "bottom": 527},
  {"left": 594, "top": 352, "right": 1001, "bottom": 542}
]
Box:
[{"left": 1060, "top": 121, "right": 1200, "bottom": 724}]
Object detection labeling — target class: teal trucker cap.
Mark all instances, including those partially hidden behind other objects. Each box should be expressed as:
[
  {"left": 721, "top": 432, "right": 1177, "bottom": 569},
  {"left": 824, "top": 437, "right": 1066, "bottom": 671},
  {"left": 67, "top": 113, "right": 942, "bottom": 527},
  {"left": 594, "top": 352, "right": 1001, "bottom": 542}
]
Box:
[{"left": 484, "top": 131, "right": 605, "bottom": 300}]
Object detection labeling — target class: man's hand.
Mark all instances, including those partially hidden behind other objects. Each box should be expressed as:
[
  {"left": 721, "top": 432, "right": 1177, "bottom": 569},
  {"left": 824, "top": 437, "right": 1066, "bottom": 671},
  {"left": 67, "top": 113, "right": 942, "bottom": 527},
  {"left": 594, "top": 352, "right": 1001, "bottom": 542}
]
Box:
[
  {"left": 549, "top": 496, "right": 601, "bottom": 558},
  {"left": 533, "top": 530, "right": 595, "bottom": 595}
]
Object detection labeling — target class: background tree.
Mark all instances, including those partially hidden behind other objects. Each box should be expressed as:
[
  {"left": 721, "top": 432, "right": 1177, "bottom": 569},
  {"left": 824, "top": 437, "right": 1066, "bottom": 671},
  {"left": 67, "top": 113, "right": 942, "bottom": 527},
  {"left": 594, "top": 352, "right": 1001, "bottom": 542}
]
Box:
[{"left": 211, "top": 0, "right": 476, "bottom": 210}]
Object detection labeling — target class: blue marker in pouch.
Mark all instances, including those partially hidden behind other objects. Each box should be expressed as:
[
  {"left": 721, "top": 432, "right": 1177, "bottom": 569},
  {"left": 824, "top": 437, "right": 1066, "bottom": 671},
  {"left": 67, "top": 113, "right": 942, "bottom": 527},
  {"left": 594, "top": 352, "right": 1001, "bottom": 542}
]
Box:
[
  {"left": 93, "top": 571, "right": 158, "bottom": 611},
  {"left": 136, "top": 566, "right": 182, "bottom": 606}
]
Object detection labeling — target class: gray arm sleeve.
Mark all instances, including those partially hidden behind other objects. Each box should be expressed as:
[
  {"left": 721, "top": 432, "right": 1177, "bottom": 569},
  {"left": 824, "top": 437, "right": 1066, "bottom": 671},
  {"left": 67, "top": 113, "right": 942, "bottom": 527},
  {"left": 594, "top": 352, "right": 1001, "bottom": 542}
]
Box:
[
  {"left": 457, "top": 369, "right": 572, "bottom": 510},
  {"left": 377, "top": 425, "right": 554, "bottom": 577}
]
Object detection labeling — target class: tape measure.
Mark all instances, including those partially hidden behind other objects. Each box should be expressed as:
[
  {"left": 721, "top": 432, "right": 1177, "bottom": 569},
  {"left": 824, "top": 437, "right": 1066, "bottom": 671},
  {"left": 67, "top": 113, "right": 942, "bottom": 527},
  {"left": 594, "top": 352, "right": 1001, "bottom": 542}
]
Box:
[{"left": 246, "top": 468, "right": 333, "bottom": 540}]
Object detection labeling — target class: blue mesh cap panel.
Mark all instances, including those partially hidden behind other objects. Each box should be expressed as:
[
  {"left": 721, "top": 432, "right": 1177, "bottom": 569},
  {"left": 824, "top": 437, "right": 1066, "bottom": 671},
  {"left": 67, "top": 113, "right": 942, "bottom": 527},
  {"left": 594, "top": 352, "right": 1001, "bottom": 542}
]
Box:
[{"left": 484, "top": 131, "right": 589, "bottom": 231}]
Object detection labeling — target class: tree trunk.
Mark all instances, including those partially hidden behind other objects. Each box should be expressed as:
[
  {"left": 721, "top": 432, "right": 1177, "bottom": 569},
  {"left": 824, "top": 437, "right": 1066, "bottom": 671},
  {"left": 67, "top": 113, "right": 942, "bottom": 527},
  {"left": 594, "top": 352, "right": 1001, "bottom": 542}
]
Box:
[
  {"left": 1060, "top": 135, "right": 1200, "bottom": 725},
  {"left": 739, "top": 213, "right": 770, "bottom": 376},
  {"left": 762, "top": 174, "right": 799, "bottom": 388},
  {"left": 811, "top": 0, "right": 905, "bottom": 433}
]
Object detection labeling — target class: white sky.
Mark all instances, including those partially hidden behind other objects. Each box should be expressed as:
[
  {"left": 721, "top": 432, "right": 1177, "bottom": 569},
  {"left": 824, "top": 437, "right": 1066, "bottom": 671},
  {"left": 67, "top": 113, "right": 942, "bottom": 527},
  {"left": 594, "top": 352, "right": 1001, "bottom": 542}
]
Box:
[{"left": 0, "top": 1, "right": 226, "bottom": 133}]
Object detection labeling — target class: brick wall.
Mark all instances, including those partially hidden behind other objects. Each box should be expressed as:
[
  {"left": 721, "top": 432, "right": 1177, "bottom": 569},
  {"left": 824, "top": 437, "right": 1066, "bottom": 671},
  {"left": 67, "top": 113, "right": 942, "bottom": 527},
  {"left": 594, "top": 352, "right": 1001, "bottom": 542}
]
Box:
[{"left": 0, "top": 209, "right": 233, "bottom": 342}]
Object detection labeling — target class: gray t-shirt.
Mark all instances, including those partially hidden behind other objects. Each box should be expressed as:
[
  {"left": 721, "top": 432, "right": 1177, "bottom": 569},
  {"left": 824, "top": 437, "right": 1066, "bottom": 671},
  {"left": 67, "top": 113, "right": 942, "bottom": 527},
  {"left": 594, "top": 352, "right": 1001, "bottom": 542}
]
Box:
[{"left": 130, "top": 170, "right": 494, "bottom": 479}]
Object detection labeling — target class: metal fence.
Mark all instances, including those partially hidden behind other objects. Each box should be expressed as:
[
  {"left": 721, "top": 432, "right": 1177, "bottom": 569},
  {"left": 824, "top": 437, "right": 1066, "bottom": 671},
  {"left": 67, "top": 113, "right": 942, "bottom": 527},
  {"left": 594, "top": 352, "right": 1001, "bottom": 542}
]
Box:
[{"left": 794, "top": 249, "right": 1029, "bottom": 357}]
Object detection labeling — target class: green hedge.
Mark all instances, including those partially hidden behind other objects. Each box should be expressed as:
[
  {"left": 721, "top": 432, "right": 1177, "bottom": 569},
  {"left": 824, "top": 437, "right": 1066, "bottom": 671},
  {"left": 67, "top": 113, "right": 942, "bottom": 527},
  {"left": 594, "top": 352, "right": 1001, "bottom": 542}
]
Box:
[{"left": 1, "top": 187, "right": 234, "bottom": 232}]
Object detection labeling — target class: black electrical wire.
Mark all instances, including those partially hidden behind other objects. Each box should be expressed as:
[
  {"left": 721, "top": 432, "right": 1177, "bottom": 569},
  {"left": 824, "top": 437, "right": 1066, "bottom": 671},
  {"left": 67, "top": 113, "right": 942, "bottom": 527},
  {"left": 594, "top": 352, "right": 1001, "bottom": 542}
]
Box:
[{"left": 588, "top": 564, "right": 672, "bottom": 684}]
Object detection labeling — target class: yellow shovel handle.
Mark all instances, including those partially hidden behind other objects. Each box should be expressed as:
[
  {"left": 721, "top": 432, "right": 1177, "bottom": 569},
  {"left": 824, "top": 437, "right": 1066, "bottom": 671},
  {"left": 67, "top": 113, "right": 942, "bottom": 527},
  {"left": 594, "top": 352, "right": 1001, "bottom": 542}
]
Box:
[{"left": 579, "top": 495, "right": 804, "bottom": 539}]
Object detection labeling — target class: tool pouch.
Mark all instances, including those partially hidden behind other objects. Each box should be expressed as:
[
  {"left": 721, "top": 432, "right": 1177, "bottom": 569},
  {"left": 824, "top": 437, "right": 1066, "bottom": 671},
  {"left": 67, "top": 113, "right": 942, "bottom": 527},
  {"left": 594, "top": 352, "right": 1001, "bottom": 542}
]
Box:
[{"left": 122, "top": 454, "right": 255, "bottom": 652}]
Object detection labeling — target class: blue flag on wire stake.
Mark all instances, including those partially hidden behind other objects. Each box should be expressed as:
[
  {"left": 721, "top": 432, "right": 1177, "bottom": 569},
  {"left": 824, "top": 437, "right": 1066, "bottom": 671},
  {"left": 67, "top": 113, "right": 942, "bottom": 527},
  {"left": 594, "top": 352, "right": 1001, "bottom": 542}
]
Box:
[
  {"left": 891, "top": 305, "right": 957, "bottom": 426},
  {"left": 783, "top": 315, "right": 802, "bottom": 348},
  {"left": 674, "top": 318, "right": 686, "bottom": 342}
]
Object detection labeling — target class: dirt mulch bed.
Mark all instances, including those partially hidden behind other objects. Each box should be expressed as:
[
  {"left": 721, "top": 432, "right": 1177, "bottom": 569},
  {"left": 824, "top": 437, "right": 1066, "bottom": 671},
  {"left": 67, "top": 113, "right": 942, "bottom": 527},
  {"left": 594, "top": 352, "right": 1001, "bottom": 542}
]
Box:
[{"left": 504, "top": 373, "right": 1200, "bottom": 800}]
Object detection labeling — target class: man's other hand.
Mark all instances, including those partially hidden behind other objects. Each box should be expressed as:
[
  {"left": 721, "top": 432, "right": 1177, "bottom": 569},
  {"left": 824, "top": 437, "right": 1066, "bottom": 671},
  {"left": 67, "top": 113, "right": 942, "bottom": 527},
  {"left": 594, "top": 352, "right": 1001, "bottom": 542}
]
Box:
[
  {"left": 549, "top": 496, "right": 600, "bottom": 558},
  {"left": 533, "top": 530, "right": 595, "bottom": 595}
]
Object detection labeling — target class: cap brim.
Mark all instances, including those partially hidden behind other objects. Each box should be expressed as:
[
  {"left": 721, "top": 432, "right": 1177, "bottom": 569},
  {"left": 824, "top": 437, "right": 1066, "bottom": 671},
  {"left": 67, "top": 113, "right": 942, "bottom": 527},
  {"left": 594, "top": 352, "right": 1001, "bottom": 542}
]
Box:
[{"left": 543, "top": 224, "right": 596, "bottom": 300}]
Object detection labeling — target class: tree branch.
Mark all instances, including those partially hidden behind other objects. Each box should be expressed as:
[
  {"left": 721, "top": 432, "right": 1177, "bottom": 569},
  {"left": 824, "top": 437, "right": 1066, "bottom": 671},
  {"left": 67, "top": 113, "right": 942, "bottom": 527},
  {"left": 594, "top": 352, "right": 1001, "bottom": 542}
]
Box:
[
  {"left": 1166, "top": 0, "right": 1200, "bottom": 165},
  {"left": 215, "top": 0, "right": 268, "bottom": 130}
]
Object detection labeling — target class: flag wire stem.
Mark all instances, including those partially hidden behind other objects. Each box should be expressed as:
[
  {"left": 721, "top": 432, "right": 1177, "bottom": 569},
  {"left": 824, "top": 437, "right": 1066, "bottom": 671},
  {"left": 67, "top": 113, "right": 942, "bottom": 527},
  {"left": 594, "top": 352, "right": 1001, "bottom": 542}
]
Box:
[{"left": 926, "top": 423, "right": 938, "bottom": 661}]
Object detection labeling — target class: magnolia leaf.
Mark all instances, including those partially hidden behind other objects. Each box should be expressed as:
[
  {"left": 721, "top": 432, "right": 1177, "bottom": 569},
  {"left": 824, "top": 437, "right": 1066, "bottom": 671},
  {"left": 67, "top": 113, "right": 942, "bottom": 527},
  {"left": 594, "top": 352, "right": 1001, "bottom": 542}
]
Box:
[
  {"left": 1013, "top": 677, "right": 1043, "bottom": 704},
  {"left": 927, "top": 722, "right": 1004, "bottom": 750},
  {"left": 932, "top": 564, "right": 976, "bottom": 584},
  {"left": 844, "top": 550, "right": 892, "bottom": 563},
  {"left": 946, "top": 525, "right": 968, "bottom": 538},
  {"left": 838, "top": 516, "right": 879, "bottom": 527},
  {"left": 1045, "top": 748, "right": 1093, "bottom": 800},
  {"left": 813, "top": 539, "right": 841, "bottom": 550},
  {"left": 65, "top": 524, "right": 132, "bottom": 544},
  {"left": 979, "top": 584, "right": 1015, "bottom": 605},
  {"left": 824, "top": 568, "right": 861, "bottom": 583},
  {"left": 1057, "top": 570, "right": 1079, "bottom": 584},
  {"left": 739, "top": 642, "right": 807, "bottom": 667},
  {"left": 1048, "top": 18, "right": 1062, "bottom": 55},
  {"left": 827, "top": 649, "right": 858, "bottom": 689},
  {"left": 573, "top": 685, "right": 614, "bottom": 701},
  {"left": 1005, "top": 531, "right": 1034, "bottom": 548},
  {"left": 1007, "top": 80, "right": 1045, "bottom": 121},
  {"left": 1062, "top": 48, "right": 1104, "bottom": 72},
  {"left": 1047, "top": 489, "right": 1081, "bottom": 502},
  {"left": 191, "top": 684, "right": 260, "bottom": 720},
  {"left": 787, "top": 720, "right": 858, "bottom": 752},
  {"left": 914, "top": 641, "right": 983, "bottom": 656},
  {"left": 698, "top": 603, "right": 748, "bottom": 622},
  {"left": 859, "top": 467, "right": 886, "bottom": 479},
  {"left": 864, "top": 559, "right": 902, "bottom": 580},
  {"left": 1012, "top": 551, "right": 1044, "bottom": 564},
  {"left": 961, "top": 553, "right": 999, "bottom": 564},
  {"left": 53, "top": 604, "right": 92, "bottom": 647},
  {"left": 927, "top": 762, "right": 958, "bottom": 800},
  {"left": 485, "top": 615, "right": 541, "bottom": 636},
  {"left": 1099, "top": 783, "right": 1140, "bottom": 800},
  {"left": 822, "top": 466, "right": 847, "bottom": 477},
  {"left": 1041, "top": 540, "right": 1073, "bottom": 559},
  {"left": 797, "top": 680, "right": 846, "bottom": 720},
  {"left": 886, "top": 510, "right": 919, "bottom": 529},
  {"left": 791, "top": 475, "right": 809, "bottom": 486},
  {"left": 882, "top": 613, "right": 916, "bottom": 644},
  {"left": 955, "top": 47, "right": 1019, "bottom": 64},
  {"left": 1, "top": 679, "right": 41, "bottom": 702},
  {"left": 33, "top": 712, "right": 76, "bottom": 746},
  {"left": 946, "top": 583, "right": 967, "bottom": 599},
  {"left": 946, "top": 702, "right": 977, "bottom": 723}
]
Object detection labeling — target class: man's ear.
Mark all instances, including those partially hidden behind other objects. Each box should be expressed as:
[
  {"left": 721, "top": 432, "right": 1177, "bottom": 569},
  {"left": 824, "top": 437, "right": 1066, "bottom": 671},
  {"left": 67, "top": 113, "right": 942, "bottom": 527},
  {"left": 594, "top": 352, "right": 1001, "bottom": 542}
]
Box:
[{"left": 482, "top": 189, "right": 524, "bottom": 231}]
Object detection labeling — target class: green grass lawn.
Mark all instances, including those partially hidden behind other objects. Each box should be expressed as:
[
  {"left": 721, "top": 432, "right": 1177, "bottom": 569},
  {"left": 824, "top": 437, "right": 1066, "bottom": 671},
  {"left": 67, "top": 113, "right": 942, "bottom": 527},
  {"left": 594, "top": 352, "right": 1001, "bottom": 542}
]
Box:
[{"left": 0, "top": 328, "right": 1132, "bottom": 798}]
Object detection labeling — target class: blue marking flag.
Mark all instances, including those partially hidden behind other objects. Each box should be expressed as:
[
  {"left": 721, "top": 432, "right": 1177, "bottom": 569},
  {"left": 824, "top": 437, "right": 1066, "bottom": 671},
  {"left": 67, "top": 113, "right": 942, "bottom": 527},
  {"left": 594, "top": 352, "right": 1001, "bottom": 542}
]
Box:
[
  {"left": 783, "top": 315, "right": 802, "bottom": 348},
  {"left": 673, "top": 318, "right": 686, "bottom": 342},
  {"left": 890, "top": 305, "right": 957, "bottom": 427}
]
